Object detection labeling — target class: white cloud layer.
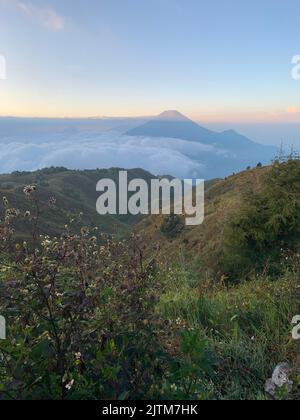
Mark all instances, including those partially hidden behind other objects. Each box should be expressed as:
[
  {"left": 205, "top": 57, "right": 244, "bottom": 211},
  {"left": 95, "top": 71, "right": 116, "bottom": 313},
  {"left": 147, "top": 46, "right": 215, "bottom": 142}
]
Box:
[{"left": 0, "top": 131, "right": 220, "bottom": 178}]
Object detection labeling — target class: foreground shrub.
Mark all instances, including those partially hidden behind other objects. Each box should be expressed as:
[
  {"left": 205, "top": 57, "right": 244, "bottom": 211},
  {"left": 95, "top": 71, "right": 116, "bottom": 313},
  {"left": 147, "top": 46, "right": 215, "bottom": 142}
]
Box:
[
  {"left": 160, "top": 214, "right": 183, "bottom": 238},
  {"left": 0, "top": 190, "right": 216, "bottom": 400},
  {"left": 0, "top": 189, "right": 170, "bottom": 400},
  {"left": 0, "top": 229, "right": 168, "bottom": 399}
]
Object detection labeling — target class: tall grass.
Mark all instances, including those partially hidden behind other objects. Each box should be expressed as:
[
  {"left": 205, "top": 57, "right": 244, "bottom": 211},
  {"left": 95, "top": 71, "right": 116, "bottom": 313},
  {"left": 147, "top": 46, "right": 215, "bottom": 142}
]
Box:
[{"left": 158, "top": 265, "right": 299, "bottom": 399}]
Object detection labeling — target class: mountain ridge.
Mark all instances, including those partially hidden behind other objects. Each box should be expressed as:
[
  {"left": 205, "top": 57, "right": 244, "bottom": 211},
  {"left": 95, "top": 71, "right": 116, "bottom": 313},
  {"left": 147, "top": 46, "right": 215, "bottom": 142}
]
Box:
[
  {"left": 126, "top": 111, "right": 278, "bottom": 178},
  {"left": 127, "top": 110, "right": 272, "bottom": 149},
  {"left": 153, "top": 110, "right": 191, "bottom": 122}
]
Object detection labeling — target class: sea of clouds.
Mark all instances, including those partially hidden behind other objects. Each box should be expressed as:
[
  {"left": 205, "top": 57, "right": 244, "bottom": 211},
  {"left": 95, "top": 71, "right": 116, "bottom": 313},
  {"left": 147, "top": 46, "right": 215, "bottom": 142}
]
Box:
[{"left": 0, "top": 126, "right": 223, "bottom": 178}]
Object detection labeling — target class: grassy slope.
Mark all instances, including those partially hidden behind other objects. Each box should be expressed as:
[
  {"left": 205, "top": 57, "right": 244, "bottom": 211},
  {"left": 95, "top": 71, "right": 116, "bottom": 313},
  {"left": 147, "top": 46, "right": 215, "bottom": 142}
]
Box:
[
  {"left": 136, "top": 166, "right": 270, "bottom": 279},
  {"left": 0, "top": 167, "right": 157, "bottom": 240},
  {"left": 0, "top": 164, "right": 299, "bottom": 399},
  {"left": 136, "top": 164, "right": 300, "bottom": 399},
  {"left": 134, "top": 164, "right": 299, "bottom": 399},
  {"left": 158, "top": 264, "right": 299, "bottom": 399}
]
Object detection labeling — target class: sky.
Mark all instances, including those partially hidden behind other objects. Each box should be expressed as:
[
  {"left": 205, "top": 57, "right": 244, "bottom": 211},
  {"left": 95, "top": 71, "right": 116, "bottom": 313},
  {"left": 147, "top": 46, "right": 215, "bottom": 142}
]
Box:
[{"left": 0, "top": 0, "right": 300, "bottom": 123}]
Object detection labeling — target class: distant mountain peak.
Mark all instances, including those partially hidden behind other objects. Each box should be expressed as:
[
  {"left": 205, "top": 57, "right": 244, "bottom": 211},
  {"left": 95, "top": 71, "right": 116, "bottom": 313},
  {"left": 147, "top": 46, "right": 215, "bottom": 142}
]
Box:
[
  {"left": 125, "top": 112, "right": 277, "bottom": 172},
  {"left": 155, "top": 110, "right": 190, "bottom": 122},
  {"left": 222, "top": 129, "right": 238, "bottom": 135}
]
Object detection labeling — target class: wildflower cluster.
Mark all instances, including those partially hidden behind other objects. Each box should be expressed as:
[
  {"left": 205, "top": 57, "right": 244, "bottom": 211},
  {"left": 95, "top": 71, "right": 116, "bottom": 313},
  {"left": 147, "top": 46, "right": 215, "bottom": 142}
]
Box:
[
  {"left": 23, "top": 185, "right": 36, "bottom": 197},
  {"left": 0, "top": 198, "right": 168, "bottom": 400},
  {"left": 0, "top": 189, "right": 215, "bottom": 401}
]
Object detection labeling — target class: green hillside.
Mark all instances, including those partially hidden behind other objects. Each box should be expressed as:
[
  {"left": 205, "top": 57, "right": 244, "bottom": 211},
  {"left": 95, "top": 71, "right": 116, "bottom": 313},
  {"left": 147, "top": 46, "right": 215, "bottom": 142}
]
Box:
[
  {"left": 0, "top": 161, "right": 299, "bottom": 400},
  {"left": 134, "top": 159, "right": 300, "bottom": 399},
  {"left": 135, "top": 165, "right": 269, "bottom": 279},
  {"left": 0, "top": 167, "right": 158, "bottom": 241}
]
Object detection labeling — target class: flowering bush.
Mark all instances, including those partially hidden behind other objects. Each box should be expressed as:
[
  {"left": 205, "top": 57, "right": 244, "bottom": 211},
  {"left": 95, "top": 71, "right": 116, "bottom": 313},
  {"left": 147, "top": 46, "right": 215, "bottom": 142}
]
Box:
[
  {"left": 0, "top": 186, "right": 216, "bottom": 400},
  {"left": 0, "top": 188, "right": 171, "bottom": 400}
]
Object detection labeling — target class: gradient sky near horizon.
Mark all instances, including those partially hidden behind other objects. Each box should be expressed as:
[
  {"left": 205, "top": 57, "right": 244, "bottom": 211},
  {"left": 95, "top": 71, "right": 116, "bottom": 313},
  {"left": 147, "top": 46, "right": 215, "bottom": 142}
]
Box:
[{"left": 0, "top": 0, "right": 300, "bottom": 122}]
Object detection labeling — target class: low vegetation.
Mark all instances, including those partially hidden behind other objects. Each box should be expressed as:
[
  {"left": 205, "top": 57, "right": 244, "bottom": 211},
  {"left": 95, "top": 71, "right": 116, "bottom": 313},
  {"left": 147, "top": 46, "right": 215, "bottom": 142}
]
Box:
[
  {"left": 222, "top": 159, "right": 300, "bottom": 279},
  {"left": 0, "top": 159, "right": 300, "bottom": 400},
  {"left": 0, "top": 167, "right": 159, "bottom": 240}
]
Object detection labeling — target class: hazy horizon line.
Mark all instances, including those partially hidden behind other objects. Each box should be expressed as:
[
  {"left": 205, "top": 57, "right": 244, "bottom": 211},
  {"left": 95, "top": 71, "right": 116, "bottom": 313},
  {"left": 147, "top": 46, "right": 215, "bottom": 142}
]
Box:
[{"left": 1, "top": 112, "right": 300, "bottom": 125}]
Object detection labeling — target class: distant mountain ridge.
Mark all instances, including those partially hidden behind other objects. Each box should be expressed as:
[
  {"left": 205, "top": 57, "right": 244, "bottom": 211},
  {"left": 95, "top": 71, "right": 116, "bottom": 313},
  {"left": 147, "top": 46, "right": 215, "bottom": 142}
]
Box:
[
  {"left": 127, "top": 110, "right": 273, "bottom": 150},
  {"left": 127, "top": 110, "right": 220, "bottom": 145},
  {"left": 154, "top": 110, "right": 191, "bottom": 122},
  {"left": 0, "top": 113, "right": 279, "bottom": 180},
  {"left": 126, "top": 111, "right": 278, "bottom": 178}
]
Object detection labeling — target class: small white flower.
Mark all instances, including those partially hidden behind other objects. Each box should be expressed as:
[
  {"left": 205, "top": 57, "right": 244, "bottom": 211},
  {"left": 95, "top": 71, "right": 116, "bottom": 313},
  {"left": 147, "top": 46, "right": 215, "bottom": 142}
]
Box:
[{"left": 65, "top": 379, "right": 74, "bottom": 391}]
